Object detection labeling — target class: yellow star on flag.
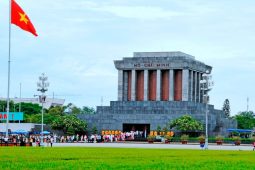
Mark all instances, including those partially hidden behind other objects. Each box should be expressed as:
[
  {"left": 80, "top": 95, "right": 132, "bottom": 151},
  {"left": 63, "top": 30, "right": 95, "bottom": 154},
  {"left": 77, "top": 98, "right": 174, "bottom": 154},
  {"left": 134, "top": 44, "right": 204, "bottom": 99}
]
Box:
[{"left": 19, "top": 12, "right": 29, "bottom": 24}]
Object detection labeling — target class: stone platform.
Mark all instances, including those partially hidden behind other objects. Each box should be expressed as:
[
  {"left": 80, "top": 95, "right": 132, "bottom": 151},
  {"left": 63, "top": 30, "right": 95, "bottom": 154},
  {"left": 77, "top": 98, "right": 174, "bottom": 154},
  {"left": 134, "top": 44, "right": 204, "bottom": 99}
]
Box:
[{"left": 79, "top": 101, "right": 236, "bottom": 136}]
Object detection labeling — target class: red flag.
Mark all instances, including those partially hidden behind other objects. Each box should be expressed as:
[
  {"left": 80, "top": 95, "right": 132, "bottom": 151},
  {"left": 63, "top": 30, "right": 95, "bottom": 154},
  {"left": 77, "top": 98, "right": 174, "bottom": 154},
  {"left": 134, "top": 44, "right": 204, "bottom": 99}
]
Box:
[{"left": 11, "top": 0, "right": 38, "bottom": 36}]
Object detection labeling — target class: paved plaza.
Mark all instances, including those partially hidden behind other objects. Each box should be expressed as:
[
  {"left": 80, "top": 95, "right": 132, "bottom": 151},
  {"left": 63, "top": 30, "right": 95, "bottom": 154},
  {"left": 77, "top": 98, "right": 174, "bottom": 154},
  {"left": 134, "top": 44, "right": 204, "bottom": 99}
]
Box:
[{"left": 48, "top": 142, "right": 254, "bottom": 151}]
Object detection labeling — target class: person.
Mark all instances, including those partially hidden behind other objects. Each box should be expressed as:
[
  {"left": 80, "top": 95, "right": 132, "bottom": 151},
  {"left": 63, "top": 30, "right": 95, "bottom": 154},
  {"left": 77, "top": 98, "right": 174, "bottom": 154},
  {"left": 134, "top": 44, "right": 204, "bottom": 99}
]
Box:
[
  {"left": 13, "top": 136, "right": 17, "bottom": 146},
  {"left": 4, "top": 136, "right": 8, "bottom": 146},
  {"left": 253, "top": 141, "right": 255, "bottom": 151},
  {"left": 36, "top": 139, "right": 40, "bottom": 147},
  {"left": 84, "top": 135, "right": 87, "bottom": 143},
  {"left": 200, "top": 143, "right": 205, "bottom": 149},
  {"left": 29, "top": 137, "right": 33, "bottom": 146},
  {"left": 20, "top": 135, "right": 24, "bottom": 146},
  {"left": 50, "top": 136, "right": 54, "bottom": 147},
  {"left": 46, "top": 137, "right": 50, "bottom": 147}
]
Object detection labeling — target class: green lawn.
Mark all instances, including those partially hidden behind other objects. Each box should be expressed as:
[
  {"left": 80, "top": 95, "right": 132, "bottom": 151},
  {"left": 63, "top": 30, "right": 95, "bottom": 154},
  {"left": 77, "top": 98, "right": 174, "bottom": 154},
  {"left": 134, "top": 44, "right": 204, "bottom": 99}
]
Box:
[{"left": 0, "top": 147, "right": 254, "bottom": 170}]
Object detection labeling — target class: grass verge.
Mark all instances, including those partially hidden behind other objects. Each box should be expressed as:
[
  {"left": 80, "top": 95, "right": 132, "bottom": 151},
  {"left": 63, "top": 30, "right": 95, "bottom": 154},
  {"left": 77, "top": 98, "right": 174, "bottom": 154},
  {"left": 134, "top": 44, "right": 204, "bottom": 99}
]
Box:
[{"left": 0, "top": 147, "right": 254, "bottom": 170}]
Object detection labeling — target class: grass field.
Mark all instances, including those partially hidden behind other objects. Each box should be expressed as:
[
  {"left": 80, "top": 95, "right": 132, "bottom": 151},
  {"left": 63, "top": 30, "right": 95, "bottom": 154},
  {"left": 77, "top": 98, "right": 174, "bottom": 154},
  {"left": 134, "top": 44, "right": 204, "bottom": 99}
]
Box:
[{"left": 0, "top": 147, "right": 254, "bottom": 170}]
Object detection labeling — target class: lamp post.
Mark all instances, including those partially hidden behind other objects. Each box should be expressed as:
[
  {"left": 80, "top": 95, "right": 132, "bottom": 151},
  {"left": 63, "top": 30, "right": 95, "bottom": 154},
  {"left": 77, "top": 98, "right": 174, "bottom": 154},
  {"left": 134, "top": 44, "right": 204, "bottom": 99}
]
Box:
[
  {"left": 200, "top": 70, "right": 213, "bottom": 150},
  {"left": 37, "top": 73, "right": 49, "bottom": 146}
]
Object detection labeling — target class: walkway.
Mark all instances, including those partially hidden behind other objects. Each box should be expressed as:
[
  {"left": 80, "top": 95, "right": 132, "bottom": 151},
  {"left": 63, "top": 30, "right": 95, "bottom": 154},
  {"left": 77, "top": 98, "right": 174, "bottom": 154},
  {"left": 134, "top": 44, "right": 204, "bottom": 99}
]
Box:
[{"left": 49, "top": 142, "right": 254, "bottom": 151}]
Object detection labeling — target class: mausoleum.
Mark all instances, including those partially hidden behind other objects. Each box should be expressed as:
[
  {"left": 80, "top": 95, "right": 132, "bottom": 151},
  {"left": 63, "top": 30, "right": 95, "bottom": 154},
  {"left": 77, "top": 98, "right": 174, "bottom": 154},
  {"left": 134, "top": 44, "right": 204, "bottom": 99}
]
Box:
[{"left": 79, "top": 52, "right": 236, "bottom": 136}]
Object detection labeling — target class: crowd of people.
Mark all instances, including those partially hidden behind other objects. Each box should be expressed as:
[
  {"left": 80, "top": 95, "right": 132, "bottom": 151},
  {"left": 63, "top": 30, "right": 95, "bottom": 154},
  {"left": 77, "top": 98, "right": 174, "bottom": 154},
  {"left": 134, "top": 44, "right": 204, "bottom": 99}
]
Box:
[
  {"left": 0, "top": 134, "right": 55, "bottom": 147},
  {"left": 0, "top": 130, "right": 147, "bottom": 147}
]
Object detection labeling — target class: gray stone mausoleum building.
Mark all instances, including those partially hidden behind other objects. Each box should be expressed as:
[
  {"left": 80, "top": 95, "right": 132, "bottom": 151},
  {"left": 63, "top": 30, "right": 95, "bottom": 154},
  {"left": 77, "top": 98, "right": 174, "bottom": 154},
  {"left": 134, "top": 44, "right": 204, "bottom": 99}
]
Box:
[{"left": 80, "top": 52, "right": 236, "bottom": 136}]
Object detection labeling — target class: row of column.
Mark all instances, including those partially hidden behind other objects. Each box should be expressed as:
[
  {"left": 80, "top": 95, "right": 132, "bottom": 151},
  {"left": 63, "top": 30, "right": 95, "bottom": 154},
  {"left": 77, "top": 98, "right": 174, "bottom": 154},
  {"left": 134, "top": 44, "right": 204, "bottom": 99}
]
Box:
[{"left": 118, "top": 69, "right": 203, "bottom": 103}]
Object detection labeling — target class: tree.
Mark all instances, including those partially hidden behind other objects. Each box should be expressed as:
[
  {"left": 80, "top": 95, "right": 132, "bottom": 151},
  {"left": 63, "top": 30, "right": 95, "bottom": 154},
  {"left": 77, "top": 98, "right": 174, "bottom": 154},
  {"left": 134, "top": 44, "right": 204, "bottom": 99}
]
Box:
[
  {"left": 23, "top": 114, "right": 41, "bottom": 123},
  {"left": 169, "top": 115, "right": 203, "bottom": 132},
  {"left": 162, "top": 126, "right": 168, "bottom": 134},
  {"left": 81, "top": 106, "right": 96, "bottom": 114},
  {"left": 51, "top": 114, "right": 87, "bottom": 134},
  {"left": 66, "top": 127, "right": 75, "bottom": 135},
  {"left": 156, "top": 125, "right": 161, "bottom": 134},
  {"left": 62, "top": 115, "right": 87, "bottom": 133},
  {"left": 50, "top": 115, "right": 64, "bottom": 129},
  {"left": 222, "top": 99, "right": 231, "bottom": 117},
  {"left": 64, "top": 103, "right": 81, "bottom": 114},
  {"left": 234, "top": 111, "right": 255, "bottom": 129},
  {"left": 91, "top": 125, "right": 98, "bottom": 134},
  {"left": 1, "top": 101, "right": 89, "bottom": 134},
  {"left": 0, "top": 100, "right": 42, "bottom": 114},
  {"left": 47, "top": 106, "right": 64, "bottom": 116},
  {"left": 0, "top": 100, "right": 16, "bottom": 112}
]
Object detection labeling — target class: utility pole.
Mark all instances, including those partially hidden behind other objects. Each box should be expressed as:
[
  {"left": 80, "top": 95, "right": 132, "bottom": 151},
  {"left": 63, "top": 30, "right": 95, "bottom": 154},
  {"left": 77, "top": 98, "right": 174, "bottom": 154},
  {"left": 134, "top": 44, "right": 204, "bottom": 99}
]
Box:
[
  {"left": 200, "top": 70, "right": 214, "bottom": 150},
  {"left": 19, "top": 83, "right": 21, "bottom": 124},
  {"left": 37, "top": 73, "right": 49, "bottom": 146}
]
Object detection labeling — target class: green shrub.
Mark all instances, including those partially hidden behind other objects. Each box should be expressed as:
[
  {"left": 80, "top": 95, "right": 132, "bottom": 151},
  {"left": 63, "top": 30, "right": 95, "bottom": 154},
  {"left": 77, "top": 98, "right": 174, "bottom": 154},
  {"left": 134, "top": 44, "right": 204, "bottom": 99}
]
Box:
[
  {"left": 180, "top": 134, "right": 189, "bottom": 141},
  {"left": 232, "top": 136, "right": 241, "bottom": 141},
  {"left": 215, "top": 135, "right": 224, "bottom": 141},
  {"left": 198, "top": 135, "right": 205, "bottom": 142},
  {"left": 147, "top": 135, "right": 155, "bottom": 141},
  {"left": 164, "top": 135, "right": 173, "bottom": 140}
]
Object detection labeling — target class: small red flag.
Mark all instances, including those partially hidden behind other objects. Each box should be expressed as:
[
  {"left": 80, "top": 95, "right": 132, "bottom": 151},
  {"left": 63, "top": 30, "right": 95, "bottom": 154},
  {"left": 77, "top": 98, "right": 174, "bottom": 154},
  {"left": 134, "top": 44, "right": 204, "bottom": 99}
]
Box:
[{"left": 11, "top": 0, "right": 38, "bottom": 36}]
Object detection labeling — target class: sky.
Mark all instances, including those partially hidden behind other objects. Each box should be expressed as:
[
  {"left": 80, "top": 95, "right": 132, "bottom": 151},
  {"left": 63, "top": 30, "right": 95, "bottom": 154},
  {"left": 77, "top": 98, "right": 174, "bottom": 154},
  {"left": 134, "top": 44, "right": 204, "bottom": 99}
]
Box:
[{"left": 0, "top": 0, "right": 254, "bottom": 116}]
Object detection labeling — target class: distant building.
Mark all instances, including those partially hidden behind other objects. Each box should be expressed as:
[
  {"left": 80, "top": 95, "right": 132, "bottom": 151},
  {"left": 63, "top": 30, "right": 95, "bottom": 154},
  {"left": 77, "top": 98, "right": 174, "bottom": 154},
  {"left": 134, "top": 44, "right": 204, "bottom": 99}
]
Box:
[
  {"left": 0, "top": 123, "right": 50, "bottom": 134},
  {"left": 0, "top": 97, "right": 65, "bottom": 109},
  {"left": 79, "top": 51, "right": 237, "bottom": 136},
  {"left": 0, "top": 123, "right": 36, "bottom": 133}
]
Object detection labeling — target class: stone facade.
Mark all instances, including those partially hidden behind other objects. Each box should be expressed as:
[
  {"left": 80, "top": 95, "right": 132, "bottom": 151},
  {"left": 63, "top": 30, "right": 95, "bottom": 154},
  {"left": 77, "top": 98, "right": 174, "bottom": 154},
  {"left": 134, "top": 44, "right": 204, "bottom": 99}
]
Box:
[{"left": 79, "top": 52, "right": 237, "bottom": 136}]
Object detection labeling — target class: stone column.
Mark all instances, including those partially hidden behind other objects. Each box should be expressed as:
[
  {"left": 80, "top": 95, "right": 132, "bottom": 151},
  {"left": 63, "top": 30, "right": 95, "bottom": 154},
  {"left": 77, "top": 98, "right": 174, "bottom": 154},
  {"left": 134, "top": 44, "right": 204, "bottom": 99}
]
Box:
[
  {"left": 194, "top": 71, "right": 197, "bottom": 102},
  {"left": 123, "top": 71, "right": 128, "bottom": 101},
  {"left": 127, "top": 71, "right": 132, "bottom": 101},
  {"left": 182, "top": 69, "right": 189, "bottom": 101},
  {"left": 189, "top": 70, "right": 193, "bottom": 101},
  {"left": 198, "top": 72, "right": 201, "bottom": 103},
  {"left": 169, "top": 69, "right": 174, "bottom": 101},
  {"left": 131, "top": 69, "right": 136, "bottom": 101},
  {"left": 156, "top": 69, "right": 161, "bottom": 101},
  {"left": 136, "top": 70, "right": 144, "bottom": 101},
  {"left": 144, "top": 70, "right": 148, "bottom": 101},
  {"left": 117, "top": 70, "right": 123, "bottom": 101},
  {"left": 161, "top": 70, "right": 169, "bottom": 101}
]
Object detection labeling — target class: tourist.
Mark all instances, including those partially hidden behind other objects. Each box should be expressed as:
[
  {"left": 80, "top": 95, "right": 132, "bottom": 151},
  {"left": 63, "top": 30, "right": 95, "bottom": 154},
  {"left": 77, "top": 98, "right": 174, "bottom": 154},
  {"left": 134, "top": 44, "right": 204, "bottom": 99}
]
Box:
[
  {"left": 110, "top": 134, "right": 113, "bottom": 143},
  {"left": 76, "top": 134, "right": 79, "bottom": 142},
  {"left": 89, "top": 134, "right": 94, "bottom": 143},
  {"left": 4, "top": 136, "right": 8, "bottom": 146},
  {"left": 20, "top": 135, "right": 25, "bottom": 146},
  {"left": 29, "top": 137, "right": 33, "bottom": 146},
  {"left": 54, "top": 134, "right": 57, "bottom": 143},
  {"left": 13, "top": 136, "right": 17, "bottom": 146},
  {"left": 200, "top": 143, "right": 205, "bottom": 149},
  {"left": 46, "top": 137, "right": 50, "bottom": 147},
  {"left": 84, "top": 135, "right": 87, "bottom": 143},
  {"left": 36, "top": 139, "right": 40, "bottom": 147},
  {"left": 50, "top": 136, "right": 54, "bottom": 147},
  {"left": 60, "top": 136, "right": 62, "bottom": 143},
  {"left": 94, "top": 135, "right": 97, "bottom": 143}
]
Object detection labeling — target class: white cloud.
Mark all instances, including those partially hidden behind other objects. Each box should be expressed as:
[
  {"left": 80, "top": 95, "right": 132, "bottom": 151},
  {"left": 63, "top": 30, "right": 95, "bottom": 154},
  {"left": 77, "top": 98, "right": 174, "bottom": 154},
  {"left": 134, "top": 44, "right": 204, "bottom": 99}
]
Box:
[{"left": 1, "top": 0, "right": 255, "bottom": 114}]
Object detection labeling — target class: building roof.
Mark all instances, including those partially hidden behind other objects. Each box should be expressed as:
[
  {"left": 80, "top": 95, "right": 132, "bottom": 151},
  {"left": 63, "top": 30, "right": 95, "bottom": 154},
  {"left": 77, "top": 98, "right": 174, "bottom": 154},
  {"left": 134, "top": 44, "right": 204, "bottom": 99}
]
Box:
[
  {"left": 133, "top": 51, "right": 195, "bottom": 59},
  {"left": 114, "top": 51, "right": 212, "bottom": 72}
]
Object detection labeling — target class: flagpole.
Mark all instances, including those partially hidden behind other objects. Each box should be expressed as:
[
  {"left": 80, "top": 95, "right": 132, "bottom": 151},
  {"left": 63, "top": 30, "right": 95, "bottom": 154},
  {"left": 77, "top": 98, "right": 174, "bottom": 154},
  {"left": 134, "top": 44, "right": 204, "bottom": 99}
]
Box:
[{"left": 6, "top": 0, "right": 12, "bottom": 138}]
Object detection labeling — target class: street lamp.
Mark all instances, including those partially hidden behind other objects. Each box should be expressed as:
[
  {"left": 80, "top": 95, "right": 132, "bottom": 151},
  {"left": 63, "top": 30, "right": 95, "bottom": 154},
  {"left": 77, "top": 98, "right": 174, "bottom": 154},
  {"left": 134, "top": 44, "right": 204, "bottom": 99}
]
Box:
[
  {"left": 200, "top": 70, "right": 213, "bottom": 150},
  {"left": 37, "top": 73, "right": 49, "bottom": 146}
]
